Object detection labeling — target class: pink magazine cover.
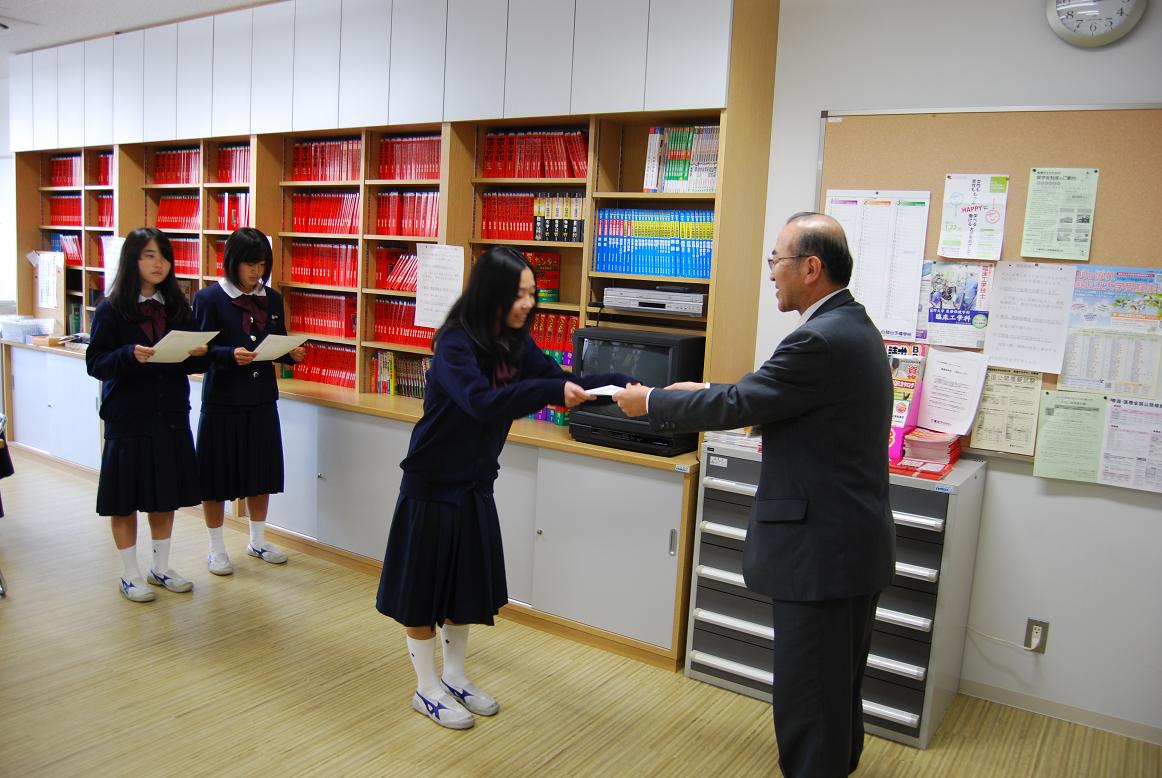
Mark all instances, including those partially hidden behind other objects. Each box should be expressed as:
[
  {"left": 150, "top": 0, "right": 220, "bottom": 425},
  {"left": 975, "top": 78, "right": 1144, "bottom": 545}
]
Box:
[{"left": 888, "top": 355, "right": 925, "bottom": 462}]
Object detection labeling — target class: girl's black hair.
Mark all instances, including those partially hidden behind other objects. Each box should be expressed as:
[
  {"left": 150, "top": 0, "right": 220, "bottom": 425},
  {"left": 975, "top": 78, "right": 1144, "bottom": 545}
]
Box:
[
  {"left": 223, "top": 227, "right": 274, "bottom": 288},
  {"left": 435, "top": 245, "right": 537, "bottom": 370},
  {"left": 107, "top": 227, "right": 192, "bottom": 325}
]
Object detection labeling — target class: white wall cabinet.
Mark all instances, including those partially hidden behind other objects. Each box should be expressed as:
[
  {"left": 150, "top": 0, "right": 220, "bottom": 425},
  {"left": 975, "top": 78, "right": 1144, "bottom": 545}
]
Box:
[
  {"left": 389, "top": 0, "right": 447, "bottom": 125},
  {"left": 10, "top": 348, "right": 52, "bottom": 453},
  {"left": 56, "top": 43, "right": 86, "bottom": 149},
  {"left": 250, "top": 1, "right": 295, "bottom": 135},
  {"left": 32, "top": 48, "right": 59, "bottom": 150},
  {"left": 644, "top": 0, "right": 732, "bottom": 111},
  {"left": 493, "top": 442, "right": 539, "bottom": 604},
  {"left": 443, "top": 0, "right": 507, "bottom": 122},
  {"left": 571, "top": 0, "right": 648, "bottom": 115},
  {"left": 10, "top": 349, "right": 100, "bottom": 471},
  {"left": 338, "top": 0, "right": 392, "bottom": 129},
  {"left": 177, "top": 18, "right": 214, "bottom": 140},
  {"left": 83, "top": 38, "right": 114, "bottom": 147},
  {"left": 10, "top": 52, "right": 34, "bottom": 152},
  {"left": 112, "top": 30, "right": 145, "bottom": 144},
  {"left": 265, "top": 398, "right": 320, "bottom": 539},
  {"left": 504, "top": 0, "right": 575, "bottom": 119},
  {"left": 292, "top": 0, "right": 343, "bottom": 132},
  {"left": 212, "top": 9, "right": 253, "bottom": 138},
  {"left": 143, "top": 25, "right": 179, "bottom": 143}
]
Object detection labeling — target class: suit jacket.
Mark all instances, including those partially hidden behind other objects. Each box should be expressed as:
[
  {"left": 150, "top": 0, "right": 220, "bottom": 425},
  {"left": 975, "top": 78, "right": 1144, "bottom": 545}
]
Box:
[{"left": 649, "top": 289, "right": 895, "bottom": 601}]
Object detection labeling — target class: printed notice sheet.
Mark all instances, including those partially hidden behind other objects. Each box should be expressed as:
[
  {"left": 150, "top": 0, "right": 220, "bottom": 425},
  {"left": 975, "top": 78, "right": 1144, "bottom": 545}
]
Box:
[
  {"left": 101, "top": 236, "right": 126, "bottom": 295},
  {"left": 415, "top": 244, "right": 466, "bottom": 328},
  {"left": 826, "top": 190, "right": 930, "bottom": 341},
  {"left": 37, "top": 251, "right": 63, "bottom": 309},
  {"left": 938, "top": 173, "right": 1009, "bottom": 260},
  {"left": 984, "top": 262, "right": 1076, "bottom": 373},
  {"left": 1071, "top": 265, "right": 1162, "bottom": 333},
  {"left": 916, "top": 261, "right": 993, "bottom": 348},
  {"left": 1020, "top": 168, "right": 1099, "bottom": 261},
  {"left": 1033, "top": 390, "right": 1106, "bottom": 483},
  {"left": 916, "top": 346, "right": 989, "bottom": 435},
  {"left": 1099, "top": 397, "right": 1162, "bottom": 493},
  {"left": 252, "top": 334, "right": 309, "bottom": 362},
  {"left": 146, "top": 330, "right": 218, "bottom": 363},
  {"left": 969, "top": 367, "right": 1041, "bottom": 456}
]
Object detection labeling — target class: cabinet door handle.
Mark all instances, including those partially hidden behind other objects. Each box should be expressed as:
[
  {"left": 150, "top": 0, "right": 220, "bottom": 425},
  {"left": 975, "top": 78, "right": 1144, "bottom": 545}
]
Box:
[
  {"left": 317, "top": 473, "right": 325, "bottom": 480},
  {"left": 536, "top": 528, "right": 543, "bottom": 536},
  {"left": 668, "top": 529, "right": 677, "bottom": 556}
]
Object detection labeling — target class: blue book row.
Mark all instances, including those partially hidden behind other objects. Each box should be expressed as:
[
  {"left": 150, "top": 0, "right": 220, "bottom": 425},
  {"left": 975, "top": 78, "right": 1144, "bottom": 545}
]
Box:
[{"left": 593, "top": 208, "right": 714, "bottom": 279}]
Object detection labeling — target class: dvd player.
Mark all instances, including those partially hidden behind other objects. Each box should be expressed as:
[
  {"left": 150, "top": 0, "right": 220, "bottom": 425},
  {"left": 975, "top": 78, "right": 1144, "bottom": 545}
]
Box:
[{"left": 602, "top": 287, "right": 706, "bottom": 316}]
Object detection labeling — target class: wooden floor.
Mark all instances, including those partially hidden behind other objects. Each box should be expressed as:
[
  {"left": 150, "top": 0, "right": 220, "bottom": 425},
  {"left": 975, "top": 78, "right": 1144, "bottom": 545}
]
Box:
[{"left": 1, "top": 449, "right": 1158, "bottom": 777}]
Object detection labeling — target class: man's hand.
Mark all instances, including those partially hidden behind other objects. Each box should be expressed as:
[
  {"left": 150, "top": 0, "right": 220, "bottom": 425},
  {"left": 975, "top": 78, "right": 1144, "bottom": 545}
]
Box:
[
  {"left": 664, "top": 381, "right": 705, "bottom": 392},
  {"left": 563, "top": 381, "right": 596, "bottom": 408},
  {"left": 613, "top": 383, "right": 651, "bottom": 417}
]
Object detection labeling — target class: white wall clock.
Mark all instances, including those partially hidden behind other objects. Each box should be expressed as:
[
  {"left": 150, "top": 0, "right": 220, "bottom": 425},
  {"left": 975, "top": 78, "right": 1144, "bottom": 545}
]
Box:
[{"left": 1047, "top": 0, "right": 1149, "bottom": 47}]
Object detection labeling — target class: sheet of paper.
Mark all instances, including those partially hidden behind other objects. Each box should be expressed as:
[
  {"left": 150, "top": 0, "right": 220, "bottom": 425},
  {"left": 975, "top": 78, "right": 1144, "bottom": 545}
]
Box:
[
  {"left": 37, "top": 251, "right": 63, "bottom": 309},
  {"left": 1060, "top": 328, "right": 1162, "bottom": 399},
  {"left": 969, "top": 367, "right": 1042, "bottom": 456},
  {"left": 1098, "top": 397, "right": 1162, "bottom": 493},
  {"left": 916, "top": 346, "right": 989, "bottom": 435},
  {"left": 146, "top": 329, "right": 218, "bottom": 363},
  {"left": 916, "top": 260, "right": 993, "bottom": 347},
  {"left": 252, "top": 334, "right": 309, "bottom": 362},
  {"left": 984, "top": 261, "right": 1076, "bottom": 373},
  {"left": 1032, "top": 390, "right": 1105, "bottom": 483},
  {"left": 586, "top": 384, "right": 626, "bottom": 397},
  {"left": 1020, "top": 167, "right": 1099, "bottom": 261},
  {"left": 825, "top": 190, "right": 930, "bottom": 341},
  {"left": 101, "top": 236, "right": 126, "bottom": 296},
  {"left": 938, "top": 173, "right": 1009, "bottom": 260},
  {"left": 415, "top": 244, "right": 465, "bottom": 328},
  {"left": 1070, "top": 265, "right": 1162, "bottom": 334}
]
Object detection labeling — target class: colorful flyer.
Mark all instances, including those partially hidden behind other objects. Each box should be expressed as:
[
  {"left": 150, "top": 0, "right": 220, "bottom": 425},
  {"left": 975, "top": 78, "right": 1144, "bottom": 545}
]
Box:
[
  {"left": 1070, "top": 265, "right": 1162, "bottom": 333},
  {"left": 916, "top": 261, "right": 993, "bottom": 348},
  {"left": 937, "top": 173, "right": 1009, "bottom": 261}
]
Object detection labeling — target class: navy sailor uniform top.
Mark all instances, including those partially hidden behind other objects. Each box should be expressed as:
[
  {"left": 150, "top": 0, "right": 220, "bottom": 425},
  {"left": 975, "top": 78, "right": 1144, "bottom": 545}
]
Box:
[{"left": 399, "top": 326, "right": 629, "bottom": 502}]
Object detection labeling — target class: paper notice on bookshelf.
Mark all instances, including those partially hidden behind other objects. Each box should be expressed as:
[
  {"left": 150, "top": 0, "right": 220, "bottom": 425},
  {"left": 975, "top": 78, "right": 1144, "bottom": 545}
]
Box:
[
  {"left": 1098, "top": 397, "right": 1162, "bottom": 493},
  {"left": 969, "top": 367, "right": 1041, "bottom": 456},
  {"left": 1033, "top": 390, "right": 1105, "bottom": 483},
  {"left": 102, "top": 236, "right": 126, "bottom": 296},
  {"left": 916, "top": 346, "right": 988, "bottom": 435},
  {"left": 1020, "top": 168, "right": 1099, "bottom": 261},
  {"left": 983, "top": 261, "right": 1076, "bottom": 373},
  {"left": 415, "top": 244, "right": 465, "bottom": 329},
  {"left": 825, "top": 190, "right": 929, "bottom": 341},
  {"left": 37, "top": 252, "right": 64, "bottom": 309},
  {"left": 938, "top": 173, "right": 1009, "bottom": 261}
]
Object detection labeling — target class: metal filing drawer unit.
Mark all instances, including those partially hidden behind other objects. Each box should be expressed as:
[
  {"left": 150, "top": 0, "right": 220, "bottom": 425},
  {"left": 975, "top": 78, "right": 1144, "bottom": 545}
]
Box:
[{"left": 684, "top": 441, "right": 987, "bottom": 748}]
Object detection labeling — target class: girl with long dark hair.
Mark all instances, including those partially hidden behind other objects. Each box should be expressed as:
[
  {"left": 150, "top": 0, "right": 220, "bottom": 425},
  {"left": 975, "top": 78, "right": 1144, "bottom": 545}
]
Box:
[
  {"left": 375, "top": 245, "right": 630, "bottom": 729},
  {"left": 85, "top": 227, "right": 209, "bottom": 602}
]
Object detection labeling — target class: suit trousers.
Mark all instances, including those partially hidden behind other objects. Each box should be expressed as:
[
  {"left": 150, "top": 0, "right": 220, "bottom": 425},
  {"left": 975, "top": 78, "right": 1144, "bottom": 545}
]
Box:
[{"left": 769, "top": 592, "right": 881, "bottom": 778}]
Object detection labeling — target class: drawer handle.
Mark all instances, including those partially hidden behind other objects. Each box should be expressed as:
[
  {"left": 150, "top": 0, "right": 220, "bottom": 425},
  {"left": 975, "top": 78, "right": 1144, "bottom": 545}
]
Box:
[
  {"left": 896, "top": 562, "right": 939, "bottom": 582},
  {"left": 862, "top": 699, "right": 920, "bottom": 728},
  {"left": 696, "top": 564, "right": 746, "bottom": 588},
  {"left": 701, "top": 476, "right": 757, "bottom": 497},
  {"left": 866, "top": 652, "right": 927, "bottom": 681},
  {"left": 875, "top": 607, "right": 932, "bottom": 633},
  {"left": 689, "top": 650, "right": 772, "bottom": 685},
  {"left": 700, "top": 520, "right": 746, "bottom": 542},
  {"left": 893, "top": 511, "right": 945, "bottom": 532},
  {"left": 694, "top": 608, "right": 774, "bottom": 641},
  {"left": 669, "top": 529, "right": 677, "bottom": 556}
]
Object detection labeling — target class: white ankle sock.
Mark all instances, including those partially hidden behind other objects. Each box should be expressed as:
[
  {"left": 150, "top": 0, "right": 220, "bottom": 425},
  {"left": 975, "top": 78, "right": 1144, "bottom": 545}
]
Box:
[
  {"left": 407, "top": 635, "right": 443, "bottom": 698},
  {"left": 151, "top": 538, "right": 171, "bottom": 573},
  {"left": 248, "top": 520, "right": 266, "bottom": 549},
  {"left": 119, "top": 546, "right": 142, "bottom": 581},
  {"left": 441, "top": 624, "right": 470, "bottom": 687},
  {"left": 208, "top": 526, "right": 227, "bottom": 556}
]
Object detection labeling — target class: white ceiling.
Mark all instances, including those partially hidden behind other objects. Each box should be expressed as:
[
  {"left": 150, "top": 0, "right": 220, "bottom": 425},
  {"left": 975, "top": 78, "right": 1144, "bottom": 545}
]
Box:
[{"left": 0, "top": 0, "right": 279, "bottom": 78}]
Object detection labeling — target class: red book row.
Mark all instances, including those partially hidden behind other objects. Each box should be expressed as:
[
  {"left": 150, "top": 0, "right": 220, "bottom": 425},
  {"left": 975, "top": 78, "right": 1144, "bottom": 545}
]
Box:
[
  {"left": 481, "top": 130, "right": 588, "bottom": 179},
  {"left": 212, "top": 239, "right": 225, "bottom": 276},
  {"left": 290, "top": 192, "right": 361, "bottom": 234},
  {"left": 56, "top": 233, "right": 82, "bottom": 266},
  {"left": 375, "top": 191, "right": 439, "bottom": 237},
  {"left": 530, "top": 313, "right": 578, "bottom": 366},
  {"left": 94, "top": 152, "right": 113, "bottom": 186},
  {"left": 291, "top": 343, "right": 356, "bottom": 388},
  {"left": 170, "top": 238, "right": 200, "bottom": 275},
  {"left": 216, "top": 144, "right": 251, "bottom": 184},
  {"left": 374, "top": 248, "right": 418, "bottom": 292},
  {"left": 288, "top": 291, "right": 357, "bottom": 338},
  {"left": 47, "top": 154, "right": 82, "bottom": 187},
  {"left": 153, "top": 148, "right": 201, "bottom": 185},
  {"left": 379, "top": 135, "right": 441, "bottom": 180},
  {"left": 288, "top": 240, "right": 359, "bottom": 287},
  {"left": 95, "top": 193, "right": 114, "bottom": 228},
  {"left": 216, "top": 192, "right": 251, "bottom": 230},
  {"left": 372, "top": 299, "right": 434, "bottom": 347},
  {"left": 480, "top": 192, "right": 583, "bottom": 242},
  {"left": 291, "top": 138, "right": 362, "bottom": 181},
  {"left": 155, "top": 195, "right": 200, "bottom": 231},
  {"left": 47, "top": 195, "right": 82, "bottom": 226}
]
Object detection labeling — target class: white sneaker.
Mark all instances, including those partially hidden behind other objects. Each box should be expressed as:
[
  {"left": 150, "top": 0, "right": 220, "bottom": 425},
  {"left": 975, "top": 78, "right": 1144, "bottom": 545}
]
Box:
[
  {"left": 442, "top": 679, "right": 500, "bottom": 716},
  {"left": 247, "top": 544, "right": 288, "bottom": 564},
  {"left": 208, "top": 552, "right": 234, "bottom": 576},
  {"left": 146, "top": 568, "right": 194, "bottom": 593},
  {"left": 120, "top": 576, "right": 156, "bottom": 602},
  {"left": 412, "top": 690, "right": 474, "bottom": 730}
]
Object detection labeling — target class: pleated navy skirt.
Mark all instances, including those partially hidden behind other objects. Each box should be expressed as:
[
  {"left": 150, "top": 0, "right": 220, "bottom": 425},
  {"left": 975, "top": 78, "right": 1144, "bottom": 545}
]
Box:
[
  {"left": 196, "top": 402, "right": 284, "bottom": 501},
  {"left": 96, "top": 413, "right": 200, "bottom": 516},
  {"left": 375, "top": 487, "right": 508, "bottom": 628}
]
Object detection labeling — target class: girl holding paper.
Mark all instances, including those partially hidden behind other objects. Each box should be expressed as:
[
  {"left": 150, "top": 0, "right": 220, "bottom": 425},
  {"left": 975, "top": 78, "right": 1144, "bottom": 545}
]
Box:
[
  {"left": 86, "top": 227, "right": 209, "bottom": 603},
  {"left": 193, "top": 227, "right": 306, "bottom": 576}
]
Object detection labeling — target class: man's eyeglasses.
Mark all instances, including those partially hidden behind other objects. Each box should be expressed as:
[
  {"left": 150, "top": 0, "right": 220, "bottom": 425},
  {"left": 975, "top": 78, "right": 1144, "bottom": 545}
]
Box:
[{"left": 766, "top": 254, "right": 807, "bottom": 271}]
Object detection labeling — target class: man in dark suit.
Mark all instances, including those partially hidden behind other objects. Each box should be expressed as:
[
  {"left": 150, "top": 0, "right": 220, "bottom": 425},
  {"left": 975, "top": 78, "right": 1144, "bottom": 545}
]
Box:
[{"left": 615, "top": 212, "right": 895, "bottom": 777}]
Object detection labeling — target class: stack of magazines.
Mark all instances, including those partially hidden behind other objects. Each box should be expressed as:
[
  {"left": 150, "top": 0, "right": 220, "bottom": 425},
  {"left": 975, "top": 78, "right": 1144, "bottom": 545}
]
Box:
[{"left": 888, "top": 428, "right": 960, "bottom": 480}]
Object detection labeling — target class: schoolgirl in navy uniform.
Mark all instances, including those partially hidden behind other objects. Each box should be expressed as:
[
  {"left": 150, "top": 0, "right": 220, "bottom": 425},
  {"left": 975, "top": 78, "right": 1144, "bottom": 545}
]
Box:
[
  {"left": 376, "top": 245, "right": 631, "bottom": 730},
  {"left": 193, "top": 227, "right": 305, "bottom": 575},
  {"left": 86, "top": 227, "right": 209, "bottom": 603}
]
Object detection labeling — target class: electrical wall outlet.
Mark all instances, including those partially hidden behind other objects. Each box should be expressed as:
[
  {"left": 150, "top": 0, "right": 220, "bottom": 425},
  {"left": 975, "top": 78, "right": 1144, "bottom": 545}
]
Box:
[{"left": 1025, "top": 618, "right": 1049, "bottom": 654}]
